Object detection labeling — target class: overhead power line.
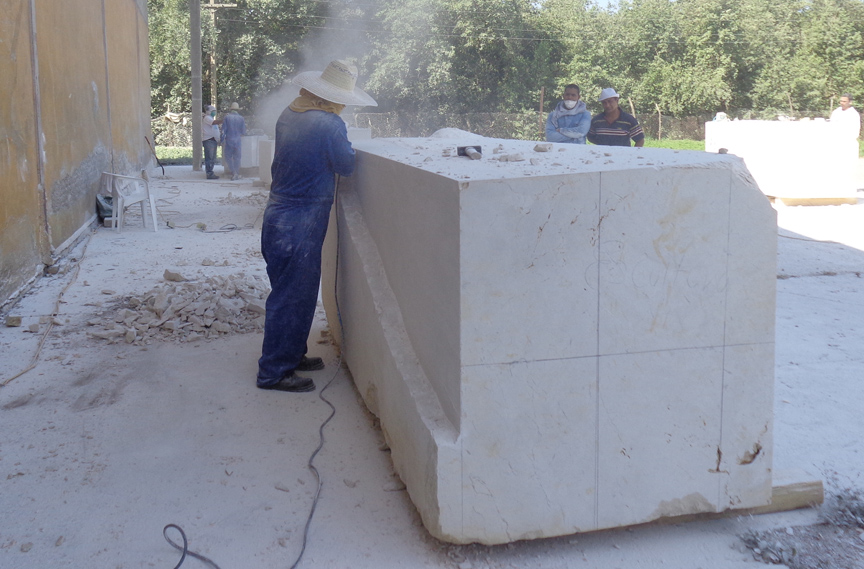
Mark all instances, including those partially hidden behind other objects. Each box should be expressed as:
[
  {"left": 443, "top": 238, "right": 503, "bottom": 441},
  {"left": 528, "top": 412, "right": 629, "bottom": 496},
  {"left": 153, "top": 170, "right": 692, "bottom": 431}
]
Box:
[{"left": 216, "top": 16, "right": 816, "bottom": 46}]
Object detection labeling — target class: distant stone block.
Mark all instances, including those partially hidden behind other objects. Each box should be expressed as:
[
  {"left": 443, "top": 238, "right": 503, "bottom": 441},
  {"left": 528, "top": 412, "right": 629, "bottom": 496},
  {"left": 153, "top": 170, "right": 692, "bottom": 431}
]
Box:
[{"left": 705, "top": 119, "right": 858, "bottom": 203}]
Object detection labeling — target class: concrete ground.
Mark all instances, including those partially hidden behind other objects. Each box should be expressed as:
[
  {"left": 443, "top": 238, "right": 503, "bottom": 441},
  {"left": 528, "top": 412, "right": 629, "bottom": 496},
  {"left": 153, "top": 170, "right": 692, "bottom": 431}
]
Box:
[{"left": 1, "top": 160, "right": 864, "bottom": 568}]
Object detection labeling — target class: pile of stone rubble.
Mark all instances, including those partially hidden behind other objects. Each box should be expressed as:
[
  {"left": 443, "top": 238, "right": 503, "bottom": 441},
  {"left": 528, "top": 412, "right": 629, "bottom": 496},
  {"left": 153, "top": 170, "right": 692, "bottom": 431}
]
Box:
[{"left": 88, "top": 271, "right": 269, "bottom": 345}]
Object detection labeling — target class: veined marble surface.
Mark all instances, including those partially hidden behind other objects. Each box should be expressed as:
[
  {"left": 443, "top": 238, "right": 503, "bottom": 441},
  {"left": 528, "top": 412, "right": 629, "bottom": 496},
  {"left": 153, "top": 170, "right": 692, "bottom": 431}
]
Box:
[{"left": 322, "top": 133, "right": 776, "bottom": 544}]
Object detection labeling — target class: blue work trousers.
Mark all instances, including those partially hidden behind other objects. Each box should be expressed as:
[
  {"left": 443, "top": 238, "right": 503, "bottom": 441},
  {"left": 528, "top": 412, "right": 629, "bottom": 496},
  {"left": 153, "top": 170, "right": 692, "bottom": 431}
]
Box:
[
  {"left": 257, "top": 198, "right": 332, "bottom": 385},
  {"left": 224, "top": 141, "right": 241, "bottom": 176}
]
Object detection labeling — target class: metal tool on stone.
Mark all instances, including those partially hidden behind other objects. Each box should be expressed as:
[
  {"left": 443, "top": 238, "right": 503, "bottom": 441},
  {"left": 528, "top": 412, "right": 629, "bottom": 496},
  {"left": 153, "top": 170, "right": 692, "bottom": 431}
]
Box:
[{"left": 457, "top": 146, "right": 482, "bottom": 160}]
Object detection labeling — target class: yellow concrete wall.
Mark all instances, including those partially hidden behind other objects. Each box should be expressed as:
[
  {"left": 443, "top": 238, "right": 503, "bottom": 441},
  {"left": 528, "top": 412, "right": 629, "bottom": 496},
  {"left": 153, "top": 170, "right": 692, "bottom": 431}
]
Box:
[
  {"left": 0, "top": 0, "right": 150, "bottom": 303},
  {"left": 36, "top": 0, "right": 114, "bottom": 246},
  {"left": 0, "top": 0, "right": 46, "bottom": 300},
  {"left": 106, "top": 0, "right": 152, "bottom": 173}
]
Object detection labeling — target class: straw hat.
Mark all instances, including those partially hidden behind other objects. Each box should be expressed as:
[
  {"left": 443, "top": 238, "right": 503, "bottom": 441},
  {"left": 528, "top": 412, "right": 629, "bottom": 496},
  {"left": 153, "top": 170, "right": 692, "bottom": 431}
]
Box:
[
  {"left": 598, "top": 88, "right": 620, "bottom": 101},
  {"left": 229, "top": 102, "right": 241, "bottom": 110},
  {"left": 292, "top": 60, "right": 378, "bottom": 107}
]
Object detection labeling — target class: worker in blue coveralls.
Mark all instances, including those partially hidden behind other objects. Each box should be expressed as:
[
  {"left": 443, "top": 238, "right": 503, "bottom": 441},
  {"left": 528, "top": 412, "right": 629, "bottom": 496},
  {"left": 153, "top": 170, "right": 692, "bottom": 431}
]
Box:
[
  {"left": 545, "top": 84, "right": 591, "bottom": 144},
  {"left": 220, "top": 102, "right": 246, "bottom": 180},
  {"left": 257, "top": 60, "right": 377, "bottom": 392}
]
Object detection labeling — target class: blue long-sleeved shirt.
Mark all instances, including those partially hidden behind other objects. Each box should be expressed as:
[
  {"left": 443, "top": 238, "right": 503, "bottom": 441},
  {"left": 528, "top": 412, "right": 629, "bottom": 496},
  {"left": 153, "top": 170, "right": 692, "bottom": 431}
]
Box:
[
  {"left": 270, "top": 108, "right": 355, "bottom": 203},
  {"left": 221, "top": 112, "right": 246, "bottom": 147}
]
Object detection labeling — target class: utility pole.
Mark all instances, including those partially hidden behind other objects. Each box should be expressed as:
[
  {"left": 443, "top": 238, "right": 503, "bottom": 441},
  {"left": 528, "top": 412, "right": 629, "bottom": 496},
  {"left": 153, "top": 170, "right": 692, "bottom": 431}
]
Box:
[
  {"left": 539, "top": 87, "right": 545, "bottom": 139},
  {"left": 204, "top": 0, "right": 237, "bottom": 108},
  {"left": 192, "top": 0, "right": 236, "bottom": 171},
  {"left": 191, "top": 0, "right": 202, "bottom": 171}
]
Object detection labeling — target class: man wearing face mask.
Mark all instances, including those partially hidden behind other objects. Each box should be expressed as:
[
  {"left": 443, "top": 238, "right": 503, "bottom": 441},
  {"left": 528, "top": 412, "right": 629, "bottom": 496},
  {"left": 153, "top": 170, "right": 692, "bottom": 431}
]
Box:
[
  {"left": 545, "top": 84, "right": 591, "bottom": 144},
  {"left": 202, "top": 104, "right": 220, "bottom": 179}
]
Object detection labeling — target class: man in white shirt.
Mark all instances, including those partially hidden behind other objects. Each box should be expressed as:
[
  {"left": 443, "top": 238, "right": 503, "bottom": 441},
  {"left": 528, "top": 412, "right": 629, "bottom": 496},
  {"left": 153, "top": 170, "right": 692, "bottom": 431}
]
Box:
[
  {"left": 202, "top": 104, "right": 221, "bottom": 179},
  {"left": 830, "top": 94, "right": 861, "bottom": 191},
  {"left": 830, "top": 93, "right": 861, "bottom": 139}
]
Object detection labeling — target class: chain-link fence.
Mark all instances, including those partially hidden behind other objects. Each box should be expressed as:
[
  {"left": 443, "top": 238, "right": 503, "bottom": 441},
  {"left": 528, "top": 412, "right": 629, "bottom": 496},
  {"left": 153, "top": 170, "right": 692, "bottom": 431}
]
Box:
[
  {"left": 352, "top": 111, "right": 542, "bottom": 140},
  {"left": 635, "top": 114, "right": 713, "bottom": 140},
  {"left": 354, "top": 111, "right": 718, "bottom": 141},
  {"left": 152, "top": 110, "right": 851, "bottom": 146}
]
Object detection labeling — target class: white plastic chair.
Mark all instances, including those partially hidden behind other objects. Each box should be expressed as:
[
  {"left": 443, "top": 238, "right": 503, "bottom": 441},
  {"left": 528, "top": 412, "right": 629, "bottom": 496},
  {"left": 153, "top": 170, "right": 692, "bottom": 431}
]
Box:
[{"left": 101, "top": 172, "right": 158, "bottom": 232}]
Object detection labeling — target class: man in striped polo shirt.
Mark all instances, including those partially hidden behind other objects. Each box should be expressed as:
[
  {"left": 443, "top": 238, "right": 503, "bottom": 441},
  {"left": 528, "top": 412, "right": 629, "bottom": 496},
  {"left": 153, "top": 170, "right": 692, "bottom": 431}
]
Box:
[{"left": 587, "top": 88, "right": 644, "bottom": 147}]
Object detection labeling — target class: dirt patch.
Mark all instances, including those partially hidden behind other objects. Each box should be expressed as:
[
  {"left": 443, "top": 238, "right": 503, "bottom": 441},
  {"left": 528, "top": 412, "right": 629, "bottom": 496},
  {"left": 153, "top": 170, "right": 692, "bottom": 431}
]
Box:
[
  {"left": 742, "top": 482, "right": 864, "bottom": 568},
  {"left": 741, "top": 524, "right": 864, "bottom": 568}
]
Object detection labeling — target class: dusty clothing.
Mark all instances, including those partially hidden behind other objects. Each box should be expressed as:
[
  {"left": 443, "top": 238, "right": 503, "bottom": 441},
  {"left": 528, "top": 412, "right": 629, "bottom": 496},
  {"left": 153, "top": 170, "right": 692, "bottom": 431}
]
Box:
[
  {"left": 221, "top": 111, "right": 246, "bottom": 146},
  {"left": 587, "top": 110, "right": 645, "bottom": 147},
  {"left": 257, "top": 107, "right": 355, "bottom": 385},
  {"left": 221, "top": 111, "right": 246, "bottom": 176},
  {"left": 545, "top": 100, "right": 591, "bottom": 144}
]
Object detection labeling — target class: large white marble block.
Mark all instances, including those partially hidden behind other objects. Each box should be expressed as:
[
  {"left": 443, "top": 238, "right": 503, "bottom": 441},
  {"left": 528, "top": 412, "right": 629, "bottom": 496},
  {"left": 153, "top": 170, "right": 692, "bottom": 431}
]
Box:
[
  {"left": 321, "top": 134, "right": 776, "bottom": 544},
  {"left": 705, "top": 119, "right": 858, "bottom": 202}
]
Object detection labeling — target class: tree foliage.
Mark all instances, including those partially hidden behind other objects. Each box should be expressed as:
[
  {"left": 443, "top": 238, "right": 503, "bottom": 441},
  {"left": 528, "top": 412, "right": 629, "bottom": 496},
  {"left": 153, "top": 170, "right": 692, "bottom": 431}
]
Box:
[
  {"left": 149, "top": 0, "right": 193, "bottom": 115},
  {"left": 149, "top": 0, "right": 864, "bottom": 120}
]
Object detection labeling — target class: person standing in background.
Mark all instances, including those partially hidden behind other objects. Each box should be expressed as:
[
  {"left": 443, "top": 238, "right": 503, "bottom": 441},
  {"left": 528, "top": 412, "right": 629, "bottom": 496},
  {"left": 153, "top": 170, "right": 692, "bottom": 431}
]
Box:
[
  {"left": 830, "top": 93, "right": 861, "bottom": 191},
  {"left": 221, "top": 102, "right": 247, "bottom": 181},
  {"left": 202, "top": 104, "right": 220, "bottom": 179},
  {"left": 545, "top": 84, "right": 591, "bottom": 144},
  {"left": 830, "top": 93, "right": 861, "bottom": 140},
  {"left": 587, "top": 88, "right": 645, "bottom": 147}
]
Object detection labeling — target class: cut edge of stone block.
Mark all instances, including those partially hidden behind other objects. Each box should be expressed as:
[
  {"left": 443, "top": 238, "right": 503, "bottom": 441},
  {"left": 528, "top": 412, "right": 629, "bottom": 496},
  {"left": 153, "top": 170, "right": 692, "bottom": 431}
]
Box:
[{"left": 326, "top": 187, "right": 463, "bottom": 542}]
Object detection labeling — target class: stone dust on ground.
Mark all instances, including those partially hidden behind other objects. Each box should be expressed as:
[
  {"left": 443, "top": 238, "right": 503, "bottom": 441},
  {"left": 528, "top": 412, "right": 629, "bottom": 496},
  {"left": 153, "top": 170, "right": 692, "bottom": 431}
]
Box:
[{"left": 2, "top": 164, "right": 864, "bottom": 569}]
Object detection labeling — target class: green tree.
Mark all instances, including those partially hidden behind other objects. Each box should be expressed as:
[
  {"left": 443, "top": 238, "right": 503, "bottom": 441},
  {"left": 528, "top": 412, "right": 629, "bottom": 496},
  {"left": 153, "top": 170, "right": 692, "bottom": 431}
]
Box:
[
  {"left": 215, "top": 0, "right": 331, "bottom": 109},
  {"left": 363, "top": 0, "right": 562, "bottom": 120},
  {"left": 148, "top": 0, "right": 325, "bottom": 117},
  {"left": 149, "top": 0, "right": 193, "bottom": 116},
  {"left": 796, "top": 0, "right": 864, "bottom": 109}
]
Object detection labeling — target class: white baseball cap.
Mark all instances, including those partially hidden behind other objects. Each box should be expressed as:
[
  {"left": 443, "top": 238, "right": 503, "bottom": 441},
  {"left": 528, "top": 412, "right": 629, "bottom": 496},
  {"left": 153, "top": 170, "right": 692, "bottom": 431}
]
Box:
[{"left": 598, "top": 88, "right": 620, "bottom": 101}]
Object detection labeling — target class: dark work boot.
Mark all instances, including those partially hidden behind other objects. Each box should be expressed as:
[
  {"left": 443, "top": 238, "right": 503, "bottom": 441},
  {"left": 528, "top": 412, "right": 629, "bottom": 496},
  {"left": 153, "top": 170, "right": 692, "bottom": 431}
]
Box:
[
  {"left": 257, "top": 372, "right": 315, "bottom": 393},
  {"left": 296, "top": 355, "right": 325, "bottom": 372}
]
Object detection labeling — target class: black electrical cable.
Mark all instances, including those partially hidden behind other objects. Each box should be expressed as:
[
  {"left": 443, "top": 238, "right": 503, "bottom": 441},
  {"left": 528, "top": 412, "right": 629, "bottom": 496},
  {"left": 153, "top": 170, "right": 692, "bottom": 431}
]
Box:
[
  {"left": 163, "top": 524, "right": 222, "bottom": 569},
  {"left": 161, "top": 175, "right": 347, "bottom": 569},
  {"left": 288, "top": 359, "right": 341, "bottom": 569},
  {"left": 286, "top": 173, "right": 347, "bottom": 569}
]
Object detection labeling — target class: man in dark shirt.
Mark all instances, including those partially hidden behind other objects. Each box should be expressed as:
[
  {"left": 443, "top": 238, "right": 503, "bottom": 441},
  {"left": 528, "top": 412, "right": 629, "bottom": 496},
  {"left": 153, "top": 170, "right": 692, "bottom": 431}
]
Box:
[{"left": 587, "top": 88, "right": 644, "bottom": 147}]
